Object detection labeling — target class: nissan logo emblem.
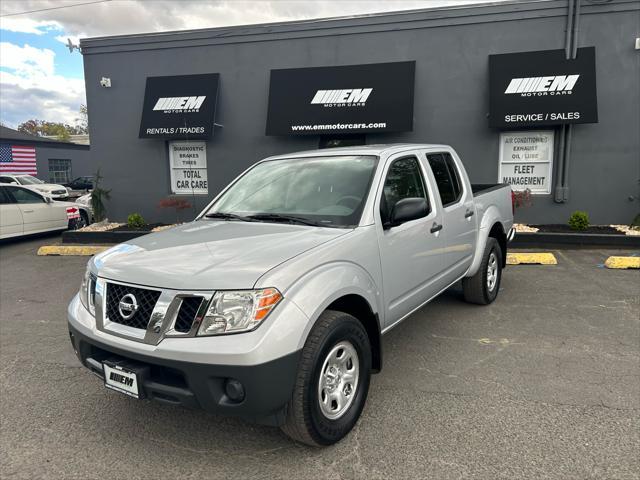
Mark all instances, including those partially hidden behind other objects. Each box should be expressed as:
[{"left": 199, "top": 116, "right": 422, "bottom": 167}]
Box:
[{"left": 118, "top": 293, "right": 139, "bottom": 320}]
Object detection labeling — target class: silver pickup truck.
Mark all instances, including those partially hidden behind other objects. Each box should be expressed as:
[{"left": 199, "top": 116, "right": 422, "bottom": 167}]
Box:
[{"left": 68, "top": 144, "right": 514, "bottom": 446}]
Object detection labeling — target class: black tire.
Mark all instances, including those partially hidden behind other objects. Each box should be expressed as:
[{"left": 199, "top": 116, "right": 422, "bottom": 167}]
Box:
[
  {"left": 69, "top": 211, "right": 89, "bottom": 230},
  {"left": 281, "top": 310, "right": 371, "bottom": 446},
  {"left": 462, "top": 237, "right": 503, "bottom": 305}
]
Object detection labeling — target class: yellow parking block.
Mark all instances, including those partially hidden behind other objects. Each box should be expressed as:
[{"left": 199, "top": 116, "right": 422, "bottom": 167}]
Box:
[
  {"left": 37, "top": 245, "right": 110, "bottom": 256},
  {"left": 604, "top": 256, "right": 640, "bottom": 269},
  {"left": 507, "top": 252, "right": 557, "bottom": 265}
]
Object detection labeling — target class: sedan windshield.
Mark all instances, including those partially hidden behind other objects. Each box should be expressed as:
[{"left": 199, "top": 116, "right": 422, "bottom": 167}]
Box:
[
  {"left": 205, "top": 155, "right": 378, "bottom": 227},
  {"left": 17, "top": 175, "right": 44, "bottom": 185}
]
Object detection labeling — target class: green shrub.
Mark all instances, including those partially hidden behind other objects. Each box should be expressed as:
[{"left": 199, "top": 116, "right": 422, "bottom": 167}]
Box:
[
  {"left": 568, "top": 211, "right": 589, "bottom": 231},
  {"left": 127, "top": 213, "right": 146, "bottom": 229}
]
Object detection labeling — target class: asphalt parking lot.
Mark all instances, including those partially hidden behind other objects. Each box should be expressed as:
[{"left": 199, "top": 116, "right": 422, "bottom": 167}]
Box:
[{"left": 1, "top": 236, "right": 638, "bottom": 479}]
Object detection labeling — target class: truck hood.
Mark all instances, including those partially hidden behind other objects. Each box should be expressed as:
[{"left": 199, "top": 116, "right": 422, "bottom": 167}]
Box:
[{"left": 93, "top": 220, "right": 350, "bottom": 290}]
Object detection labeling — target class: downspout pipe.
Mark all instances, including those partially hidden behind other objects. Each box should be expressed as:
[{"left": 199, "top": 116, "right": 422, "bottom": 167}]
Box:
[
  {"left": 562, "top": 0, "right": 582, "bottom": 201},
  {"left": 555, "top": 0, "right": 575, "bottom": 203},
  {"left": 555, "top": 0, "right": 581, "bottom": 203}
]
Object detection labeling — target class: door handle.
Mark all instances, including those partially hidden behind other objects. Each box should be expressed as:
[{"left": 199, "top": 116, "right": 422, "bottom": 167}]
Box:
[
  {"left": 430, "top": 222, "right": 443, "bottom": 233},
  {"left": 465, "top": 209, "right": 475, "bottom": 218},
  {"left": 23, "top": 209, "right": 34, "bottom": 213}
]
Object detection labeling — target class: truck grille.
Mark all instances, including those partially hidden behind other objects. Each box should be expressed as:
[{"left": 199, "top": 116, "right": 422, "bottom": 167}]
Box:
[
  {"left": 105, "top": 282, "right": 161, "bottom": 330},
  {"left": 174, "top": 297, "right": 204, "bottom": 333}
]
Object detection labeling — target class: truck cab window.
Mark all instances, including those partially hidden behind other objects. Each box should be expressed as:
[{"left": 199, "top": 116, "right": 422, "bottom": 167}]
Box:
[
  {"left": 427, "top": 153, "right": 461, "bottom": 206},
  {"left": 380, "top": 156, "right": 429, "bottom": 224}
]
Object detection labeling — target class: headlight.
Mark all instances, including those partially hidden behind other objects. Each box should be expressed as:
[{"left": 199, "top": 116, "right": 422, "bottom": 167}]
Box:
[
  {"left": 198, "top": 288, "right": 282, "bottom": 336},
  {"left": 79, "top": 265, "right": 97, "bottom": 315}
]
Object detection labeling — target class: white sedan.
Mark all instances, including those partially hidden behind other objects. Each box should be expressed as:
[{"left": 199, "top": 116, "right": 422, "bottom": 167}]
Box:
[
  {"left": 0, "top": 174, "right": 69, "bottom": 199},
  {"left": 0, "top": 185, "right": 91, "bottom": 240}
]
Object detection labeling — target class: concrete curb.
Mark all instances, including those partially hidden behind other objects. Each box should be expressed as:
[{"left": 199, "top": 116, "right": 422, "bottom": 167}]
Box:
[
  {"left": 37, "top": 245, "right": 111, "bottom": 256},
  {"left": 507, "top": 252, "right": 557, "bottom": 265},
  {"left": 512, "top": 232, "right": 640, "bottom": 249},
  {"left": 604, "top": 256, "right": 640, "bottom": 269}
]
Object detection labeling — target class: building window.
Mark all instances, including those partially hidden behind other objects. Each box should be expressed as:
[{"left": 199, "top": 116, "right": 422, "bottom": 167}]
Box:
[{"left": 49, "top": 159, "right": 72, "bottom": 184}]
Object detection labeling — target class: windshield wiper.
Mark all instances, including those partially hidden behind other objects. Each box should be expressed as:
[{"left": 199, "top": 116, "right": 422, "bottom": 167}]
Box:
[
  {"left": 204, "top": 212, "right": 256, "bottom": 222},
  {"left": 247, "top": 213, "right": 328, "bottom": 227}
]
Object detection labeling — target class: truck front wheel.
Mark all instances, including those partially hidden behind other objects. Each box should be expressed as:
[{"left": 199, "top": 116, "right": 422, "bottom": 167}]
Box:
[
  {"left": 463, "top": 237, "right": 503, "bottom": 305},
  {"left": 281, "top": 310, "right": 371, "bottom": 446}
]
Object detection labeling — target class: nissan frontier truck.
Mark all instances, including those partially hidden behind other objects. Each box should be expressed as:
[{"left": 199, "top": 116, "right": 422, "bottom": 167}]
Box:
[{"left": 68, "top": 144, "right": 515, "bottom": 446}]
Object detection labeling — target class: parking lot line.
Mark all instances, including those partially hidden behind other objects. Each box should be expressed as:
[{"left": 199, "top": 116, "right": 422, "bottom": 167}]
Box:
[
  {"left": 506, "top": 252, "right": 557, "bottom": 265},
  {"left": 37, "top": 245, "right": 111, "bottom": 256},
  {"left": 604, "top": 256, "right": 640, "bottom": 269}
]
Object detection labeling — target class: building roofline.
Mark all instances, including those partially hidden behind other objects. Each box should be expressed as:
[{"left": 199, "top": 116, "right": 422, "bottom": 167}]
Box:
[
  {"left": 0, "top": 126, "right": 90, "bottom": 149},
  {"left": 80, "top": 0, "right": 637, "bottom": 55}
]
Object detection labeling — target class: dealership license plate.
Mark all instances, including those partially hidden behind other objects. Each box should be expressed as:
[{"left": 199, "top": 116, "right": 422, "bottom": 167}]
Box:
[{"left": 103, "top": 363, "right": 140, "bottom": 398}]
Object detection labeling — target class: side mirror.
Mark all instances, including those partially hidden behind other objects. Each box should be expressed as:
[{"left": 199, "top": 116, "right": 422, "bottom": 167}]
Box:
[
  {"left": 45, "top": 196, "right": 53, "bottom": 204},
  {"left": 388, "top": 197, "right": 429, "bottom": 227},
  {"left": 10, "top": 181, "right": 19, "bottom": 185}
]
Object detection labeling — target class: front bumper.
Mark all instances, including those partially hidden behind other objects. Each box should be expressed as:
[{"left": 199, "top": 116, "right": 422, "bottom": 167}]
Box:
[
  {"left": 67, "top": 290, "right": 309, "bottom": 425},
  {"left": 68, "top": 324, "right": 300, "bottom": 425}
]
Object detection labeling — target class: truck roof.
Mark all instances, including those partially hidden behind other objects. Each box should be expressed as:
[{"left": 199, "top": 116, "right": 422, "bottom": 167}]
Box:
[{"left": 265, "top": 143, "right": 451, "bottom": 161}]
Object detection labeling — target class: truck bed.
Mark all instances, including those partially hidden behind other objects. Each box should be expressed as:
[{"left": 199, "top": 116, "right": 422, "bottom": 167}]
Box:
[{"left": 471, "top": 183, "right": 510, "bottom": 196}]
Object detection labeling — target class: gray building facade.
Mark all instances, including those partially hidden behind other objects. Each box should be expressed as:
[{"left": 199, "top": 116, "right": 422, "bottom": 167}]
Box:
[{"left": 80, "top": 0, "right": 640, "bottom": 225}]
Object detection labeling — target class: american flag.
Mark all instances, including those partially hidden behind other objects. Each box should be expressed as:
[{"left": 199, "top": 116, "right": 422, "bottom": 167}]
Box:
[{"left": 0, "top": 144, "right": 37, "bottom": 175}]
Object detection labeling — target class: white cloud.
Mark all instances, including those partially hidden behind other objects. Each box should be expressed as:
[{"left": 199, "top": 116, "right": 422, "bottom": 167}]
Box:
[
  {"left": 1, "top": 0, "right": 509, "bottom": 39},
  {"left": 0, "top": 42, "right": 85, "bottom": 127},
  {"left": 0, "top": 17, "right": 60, "bottom": 35},
  {"left": 0, "top": 42, "right": 55, "bottom": 77}
]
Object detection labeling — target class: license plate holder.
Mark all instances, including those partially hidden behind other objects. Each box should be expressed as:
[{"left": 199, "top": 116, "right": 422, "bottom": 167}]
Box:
[{"left": 102, "top": 359, "right": 149, "bottom": 399}]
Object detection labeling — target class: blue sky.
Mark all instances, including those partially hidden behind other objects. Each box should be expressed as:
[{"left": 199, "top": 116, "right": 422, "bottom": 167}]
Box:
[
  {"left": 1, "top": 28, "right": 84, "bottom": 80},
  {"left": 0, "top": 0, "right": 506, "bottom": 130}
]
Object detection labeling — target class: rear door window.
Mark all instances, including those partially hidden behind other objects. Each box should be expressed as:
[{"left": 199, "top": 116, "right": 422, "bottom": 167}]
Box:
[
  {"left": 427, "top": 153, "right": 462, "bottom": 207},
  {"left": 0, "top": 187, "right": 13, "bottom": 204}
]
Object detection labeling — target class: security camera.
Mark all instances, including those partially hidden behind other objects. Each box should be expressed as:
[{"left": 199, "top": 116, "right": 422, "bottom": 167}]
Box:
[{"left": 100, "top": 77, "right": 111, "bottom": 88}]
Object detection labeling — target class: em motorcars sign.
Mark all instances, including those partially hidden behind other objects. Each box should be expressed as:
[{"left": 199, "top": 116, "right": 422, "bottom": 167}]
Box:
[
  {"left": 265, "top": 62, "right": 415, "bottom": 136},
  {"left": 489, "top": 47, "right": 597, "bottom": 128},
  {"left": 139, "top": 73, "right": 219, "bottom": 139}
]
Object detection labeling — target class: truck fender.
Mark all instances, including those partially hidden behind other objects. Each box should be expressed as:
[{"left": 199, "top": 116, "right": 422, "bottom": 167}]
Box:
[
  {"left": 284, "top": 261, "right": 383, "bottom": 370},
  {"left": 466, "top": 206, "right": 505, "bottom": 278}
]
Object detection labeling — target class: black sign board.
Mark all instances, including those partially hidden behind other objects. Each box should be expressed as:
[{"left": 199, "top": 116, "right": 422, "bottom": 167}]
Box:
[
  {"left": 489, "top": 47, "right": 597, "bottom": 129},
  {"left": 266, "top": 62, "right": 415, "bottom": 136},
  {"left": 139, "top": 73, "right": 219, "bottom": 139}
]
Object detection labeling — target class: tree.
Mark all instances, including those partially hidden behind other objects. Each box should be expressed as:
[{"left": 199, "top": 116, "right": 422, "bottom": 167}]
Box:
[{"left": 17, "top": 105, "right": 89, "bottom": 141}]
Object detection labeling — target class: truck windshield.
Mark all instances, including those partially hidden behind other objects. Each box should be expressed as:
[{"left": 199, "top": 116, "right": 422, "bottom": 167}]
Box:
[{"left": 205, "top": 155, "right": 378, "bottom": 227}]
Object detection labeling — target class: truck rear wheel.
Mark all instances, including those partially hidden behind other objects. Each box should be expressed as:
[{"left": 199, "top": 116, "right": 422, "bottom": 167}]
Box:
[
  {"left": 463, "top": 237, "right": 503, "bottom": 305},
  {"left": 281, "top": 310, "right": 371, "bottom": 446}
]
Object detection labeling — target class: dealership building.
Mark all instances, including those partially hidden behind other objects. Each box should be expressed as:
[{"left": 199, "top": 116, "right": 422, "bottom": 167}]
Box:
[{"left": 80, "top": 0, "right": 639, "bottom": 224}]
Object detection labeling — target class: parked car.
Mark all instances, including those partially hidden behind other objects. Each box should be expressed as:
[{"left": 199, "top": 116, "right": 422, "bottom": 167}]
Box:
[
  {"left": 0, "top": 185, "right": 91, "bottom": 239},
  {"left": 75, "top": 193, "right": 94, "bottom": 222},
  {"left": 68, "top": 144, "right": 514, "bottom": 446},
  {"left": 0, "top": 174, "right": 69, "bottom": 199},
  {"left": 65, "top": 176, "right": 94, "bottom": 192}
]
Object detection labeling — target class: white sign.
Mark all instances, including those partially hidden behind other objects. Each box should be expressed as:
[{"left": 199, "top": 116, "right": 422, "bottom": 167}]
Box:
[
  {"left": 169, "top": 141, "right": 208, "bottom": 195},
  {"left": 498, "top": 130, "right": 554, "bottom": 194}
]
